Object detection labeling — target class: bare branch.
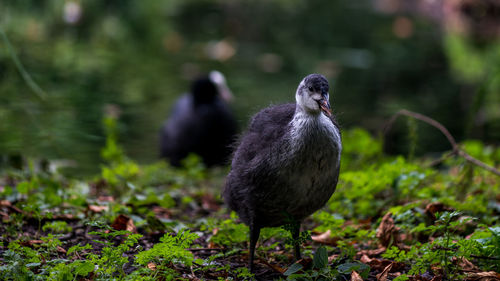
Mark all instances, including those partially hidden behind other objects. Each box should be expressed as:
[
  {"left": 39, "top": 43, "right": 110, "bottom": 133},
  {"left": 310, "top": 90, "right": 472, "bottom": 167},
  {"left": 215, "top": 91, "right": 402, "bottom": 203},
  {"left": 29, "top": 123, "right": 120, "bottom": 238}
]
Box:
[{"left": 385, "top": 109, "right": 500, "bottom": 177}]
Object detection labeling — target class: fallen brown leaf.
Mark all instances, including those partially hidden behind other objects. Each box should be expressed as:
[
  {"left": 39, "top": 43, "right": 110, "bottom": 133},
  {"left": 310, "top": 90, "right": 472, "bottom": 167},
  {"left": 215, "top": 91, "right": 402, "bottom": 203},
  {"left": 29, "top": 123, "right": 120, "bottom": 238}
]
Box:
[
  {"left": 311, "top": 230, "right": 339, "bottom": 245},
  {"left": 357, "top": 247, "right": 387, "bottom": 257},
  {"left": 376, "top": 263, "right": 392, "bottom": 281},
  {"left": 0, "top": 201, "right": 23, "bottom": 214},
  {"left": 212, "top": 228, "right": 219, "bottom": 235},
  {"left": 21, "top": 240, "right": 43, "bottom": 246},
  {"left": 97, "top": 195, "right": 115, "bottom": 202},
  {"left": 359, "top": 254, "right": 406, "bottom": 273},
  {"left": 351, "top": 270, "right": 364, "bottom": 281},
  {"left": 147, "top": 262, "right": 156, "bottom": 271},
  {"left": 425, "top": 202, "right": 453, "bottom": 221},
  {"left": 328, "top": 254, "right": 339, "bottom": 263},
  {"left": 0, "top": 210, "right": 9, "bottom": 221},
  {"left": 0, "top": 200, "right": 12, "bottom": 207},
  {"left": 376, "top": 212, "right": 400, "bottom": 248},
  {"left": 360, "top": 254, "right": 372, "bottom": 264},
  {"left": 465, "top": 271, "right": 500, "bottom": 281},
  {"left": 88, "top": 205, "right": 108, "bottom": 213},
  {"left": 52, "top": 214, "right": 76, "bottom": 220},
  {"left": 456, "top": 257, "right": 480, "bottom": 272},
  {"left": 201, "top": 194, "right": 220, "bottom": 211},
  {"left": 259, "top": 259, "right": 286, "bottom": 274},
  {"left": 111, "top": 214, "right": 137, "bottom": 233},
  {"left": 152, "top": 206, "right": 171, "bottom": 219}
]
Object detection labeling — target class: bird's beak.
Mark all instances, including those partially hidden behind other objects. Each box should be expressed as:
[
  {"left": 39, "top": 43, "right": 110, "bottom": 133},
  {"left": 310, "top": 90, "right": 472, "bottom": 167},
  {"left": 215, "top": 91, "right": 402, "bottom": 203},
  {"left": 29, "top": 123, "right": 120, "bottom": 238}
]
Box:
[
  {"left": 319, "top": 94, "right": 331, "bottom": 117},
  {"left": 219, "top": 85, "right": 234, "bottom": 102}
]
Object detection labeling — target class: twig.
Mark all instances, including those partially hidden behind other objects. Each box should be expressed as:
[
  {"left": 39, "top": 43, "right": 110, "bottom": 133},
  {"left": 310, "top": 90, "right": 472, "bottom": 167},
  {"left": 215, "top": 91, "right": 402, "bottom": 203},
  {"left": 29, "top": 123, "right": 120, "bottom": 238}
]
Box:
[
  {"left": 427, "top": 151, "right": 455, "bottom": 167},
  {"left": 0, "top": 26, "right": 46, "bottom": 100},
  {"left": 385, "top": 109, "right": 500, "bottom": 177}
]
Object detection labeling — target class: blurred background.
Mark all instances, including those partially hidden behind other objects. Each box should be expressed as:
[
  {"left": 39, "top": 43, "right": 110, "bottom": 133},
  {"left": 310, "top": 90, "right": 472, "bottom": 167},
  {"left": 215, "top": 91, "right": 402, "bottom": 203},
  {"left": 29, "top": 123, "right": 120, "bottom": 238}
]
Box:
[{"left": 1, "top": 0, "right": 499, "bottom": 175}]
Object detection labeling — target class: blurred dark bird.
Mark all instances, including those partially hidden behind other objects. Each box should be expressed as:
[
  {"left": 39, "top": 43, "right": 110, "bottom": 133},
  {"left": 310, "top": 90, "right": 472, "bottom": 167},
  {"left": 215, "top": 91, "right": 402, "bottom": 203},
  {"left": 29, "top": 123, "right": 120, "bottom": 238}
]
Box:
[
  {"left": 160, "top": 71, "right": 238, "bottom": 167},
  {"left": 223, "top": 74, "right": 342, "bottom": 271}
]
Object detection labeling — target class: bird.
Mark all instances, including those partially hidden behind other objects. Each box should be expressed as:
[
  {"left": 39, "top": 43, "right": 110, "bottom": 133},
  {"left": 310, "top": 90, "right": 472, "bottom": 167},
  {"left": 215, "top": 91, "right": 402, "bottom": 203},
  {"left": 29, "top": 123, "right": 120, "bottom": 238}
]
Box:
[
  {"left": 223, "top": 74, "right": 342, "bottom": 272},
  {"left": 160, "top": 71, "right": 238, "bottom": 167}
]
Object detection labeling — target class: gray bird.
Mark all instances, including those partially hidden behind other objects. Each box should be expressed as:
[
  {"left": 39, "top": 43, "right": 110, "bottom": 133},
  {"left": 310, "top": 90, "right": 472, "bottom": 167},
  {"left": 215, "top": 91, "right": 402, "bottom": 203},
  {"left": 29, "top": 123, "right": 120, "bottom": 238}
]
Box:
[
  {"left": 223, "top": 74, "right": 342, "bottom": 271},
  {"left": 160, "top": 71, "right": 238, "bottom": 167}
]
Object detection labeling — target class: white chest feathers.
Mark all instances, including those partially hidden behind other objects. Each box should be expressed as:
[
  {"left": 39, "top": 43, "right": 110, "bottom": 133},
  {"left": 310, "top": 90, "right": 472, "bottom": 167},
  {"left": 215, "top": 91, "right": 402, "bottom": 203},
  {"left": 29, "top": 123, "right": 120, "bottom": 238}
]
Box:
[{"left": 289, "top": 111, "right": 342, "bottom": 160}]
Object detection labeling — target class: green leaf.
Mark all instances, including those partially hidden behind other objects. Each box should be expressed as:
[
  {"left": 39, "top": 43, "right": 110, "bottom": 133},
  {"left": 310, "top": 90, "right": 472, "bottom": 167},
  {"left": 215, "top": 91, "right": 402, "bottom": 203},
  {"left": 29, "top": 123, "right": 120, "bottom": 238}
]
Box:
[
  {"left": 284, "top": 263, "right": 303, "bottom": 276},
  {"left": 74, "top": 260, "right": 95, "bottom": 276},
  {"left": 26, "top": 262, "right": 41, "bottom": 268},
  {"left": 313, "top": 246, "right": 328, "bottom": 269},
  {"left": 337, "top": 262, "right": 370, "bottom": 278},
  {"left": 16, "top": 181, "right": 30, "bottom": 194}
]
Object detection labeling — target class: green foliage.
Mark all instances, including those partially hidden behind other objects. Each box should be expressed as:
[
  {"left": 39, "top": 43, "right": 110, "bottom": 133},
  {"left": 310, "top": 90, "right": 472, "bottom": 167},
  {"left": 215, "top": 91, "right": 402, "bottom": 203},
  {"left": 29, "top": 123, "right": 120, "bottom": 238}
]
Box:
[
  {"left": 0, "top": 250, "right": 38, "bottom": 281},
  {"left": 0, "top": 125, "right": 499, "bottom": 279},
  {"left": 460, "top": 226, "right": 500, "bottom": 272},
  {"left": 337, "top": 261, "right": 370, "bottom": 278},
  {"left": 135, "top": 229, "right": 198, "bottom": 267},
  {"left": 135, "top": 229, "right": 198, "bottom": 278},
  {"left": 382, "top": 212, "right": 495, "bottom": 278},
  {"left": 101, "top": 161, "right": 140, "bottom": 187},
  {"left": 42, "top": 221, "right": 72, "bottom": 233},
  {"left": 331, "top": 157, "right": 428, "bottom": 218},
  {"left": 312, "top": 211, "right": 345, "bottom": 233},
  {"left": 204, "top": 212, "right": 249, "bottom": 247},
  {"left": 312, "top": 246, "right": 328, "bottom": 269},
  {"left": 101, "top": 114, "right": 127, "bottom": 164},
  {"left": 46, "top": 260, "right": 95, "bottom": 281},
  {"left": 67, "top": 244, "right": 93, "bottom": 257},
  {"left": 88, "top": 230, "right": 142, "bottom": 279},
  {"left": 284, "top": 249, "right": 370, "bottom": 281},
  {"left": 340, "top": 128, "right": 383, "bottom": 171},
  {"left": 7, "top": 241, "right": 41, "bottom": 264}
]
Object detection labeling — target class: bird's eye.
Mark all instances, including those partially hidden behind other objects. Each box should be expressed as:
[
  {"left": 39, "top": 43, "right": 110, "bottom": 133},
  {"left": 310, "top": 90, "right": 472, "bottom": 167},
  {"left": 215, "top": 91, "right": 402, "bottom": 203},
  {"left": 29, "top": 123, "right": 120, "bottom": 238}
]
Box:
[{"left": 308, "top": 86, "right": 313, "bottom": 92}]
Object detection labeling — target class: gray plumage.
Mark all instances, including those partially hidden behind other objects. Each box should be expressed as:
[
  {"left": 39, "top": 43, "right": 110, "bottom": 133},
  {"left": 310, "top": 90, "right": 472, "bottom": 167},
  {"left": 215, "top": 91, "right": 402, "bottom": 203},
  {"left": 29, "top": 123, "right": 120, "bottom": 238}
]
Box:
[{"left": 223, "top": 74, "right": 342, "bottom": 271}]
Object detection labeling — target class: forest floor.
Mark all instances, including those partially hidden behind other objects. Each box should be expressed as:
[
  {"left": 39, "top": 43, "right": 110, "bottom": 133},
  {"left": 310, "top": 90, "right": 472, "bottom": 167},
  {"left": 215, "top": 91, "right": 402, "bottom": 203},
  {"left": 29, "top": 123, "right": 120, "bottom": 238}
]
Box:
[{"left": 1, "top": 128, "right": 500, "bottom": 281}]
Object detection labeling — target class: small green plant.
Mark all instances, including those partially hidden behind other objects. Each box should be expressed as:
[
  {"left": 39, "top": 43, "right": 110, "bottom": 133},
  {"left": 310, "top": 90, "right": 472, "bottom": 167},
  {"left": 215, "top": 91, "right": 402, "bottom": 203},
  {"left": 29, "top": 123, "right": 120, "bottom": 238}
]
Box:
[
  {"left": 0, "top": 250, "right": 37, "bottom": 281},
  {"left": 85, "top": 224, "right": 143, "bottom": 279},
  {"left": 383, "top": 211, "right": 479, "bottom": 278},
  {"left": 283, "top": 246, "right": 371, "bottom": 281},
  {"left": 46, "top": 260, "right": 95, "bottom": 281},
  {"left": 204, "top": 212, "right": 249, "bottom": 247},
  {"left": 101, "top": 112, "right": 126, "bottom": 164},
  {"left": 135, "top": 229, "right": 198, "bottom": 279},
  {"left": 42, "top": 221, "right": 72, "bottom": 233}
]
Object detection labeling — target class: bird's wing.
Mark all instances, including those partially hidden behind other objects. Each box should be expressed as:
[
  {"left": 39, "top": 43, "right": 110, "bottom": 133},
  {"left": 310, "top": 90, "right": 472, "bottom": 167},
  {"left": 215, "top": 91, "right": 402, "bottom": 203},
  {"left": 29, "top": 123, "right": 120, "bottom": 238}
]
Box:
[
  {"left": 160, "top": 95, "right": 196, "bottom": 163},
  {"left": 223, "top": 103, "right": 295, "bottom": 219},
  {"left": 236, "top": 103, "right": 295, "bottom": 165}
]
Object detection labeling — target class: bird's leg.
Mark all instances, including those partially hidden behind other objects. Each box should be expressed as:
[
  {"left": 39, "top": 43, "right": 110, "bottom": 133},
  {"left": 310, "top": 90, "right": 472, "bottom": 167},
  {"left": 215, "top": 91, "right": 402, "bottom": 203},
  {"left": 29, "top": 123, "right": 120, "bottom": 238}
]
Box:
[
  {"left": 292, "top": 221, "right": 301, "bottom": 260},
  {"left": 249, "top": 224, "right": 261, "bottom": 272}
]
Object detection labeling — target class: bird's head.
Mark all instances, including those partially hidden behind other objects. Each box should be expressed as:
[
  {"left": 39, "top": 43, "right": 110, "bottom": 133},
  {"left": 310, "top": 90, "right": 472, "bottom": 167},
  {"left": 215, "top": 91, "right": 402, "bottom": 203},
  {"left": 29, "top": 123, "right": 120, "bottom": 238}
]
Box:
[
  {"left": 295, "top": 74, "right": 331, "bottom": 117},
  {"left": 192, "top": 76, "right": 218, "bottom": 105},
  {"left": 192, "top": 71, "right": 233, "bottom": 105}
]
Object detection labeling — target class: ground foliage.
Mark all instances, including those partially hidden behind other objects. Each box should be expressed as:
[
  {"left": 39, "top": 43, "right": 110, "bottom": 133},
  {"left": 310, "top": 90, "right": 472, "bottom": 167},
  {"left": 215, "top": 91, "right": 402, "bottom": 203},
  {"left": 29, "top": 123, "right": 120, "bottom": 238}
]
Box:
[{"left": 1, "top": 119, "right": 500, "bottom": 281}]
